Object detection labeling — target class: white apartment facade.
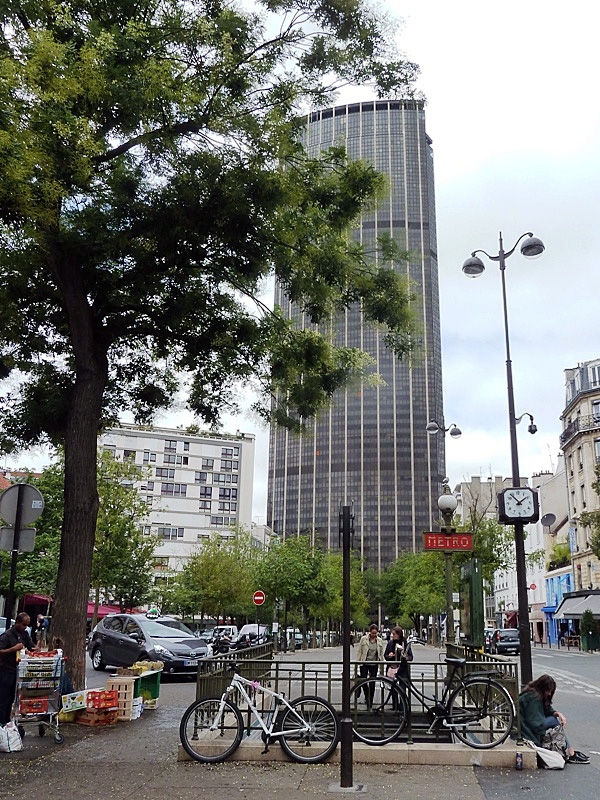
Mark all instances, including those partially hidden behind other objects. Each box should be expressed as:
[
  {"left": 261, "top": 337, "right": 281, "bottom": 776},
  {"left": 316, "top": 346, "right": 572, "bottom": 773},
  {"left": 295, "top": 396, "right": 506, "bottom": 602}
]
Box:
[{"left": 100, "top": 423, "right": 255, "bottom": 581}]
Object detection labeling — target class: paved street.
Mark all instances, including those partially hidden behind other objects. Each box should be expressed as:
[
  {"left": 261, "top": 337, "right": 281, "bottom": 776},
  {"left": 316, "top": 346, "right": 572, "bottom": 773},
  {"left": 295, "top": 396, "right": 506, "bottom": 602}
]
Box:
[{"left": 1, "top": 643, "right": 597, "bottom": 800}]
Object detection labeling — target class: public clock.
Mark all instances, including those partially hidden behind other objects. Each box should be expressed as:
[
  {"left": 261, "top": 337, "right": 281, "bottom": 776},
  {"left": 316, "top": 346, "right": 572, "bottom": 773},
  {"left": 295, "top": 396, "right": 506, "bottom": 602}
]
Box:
[{"left": 497, "top": 487, "right": 540, "bottom": 524}]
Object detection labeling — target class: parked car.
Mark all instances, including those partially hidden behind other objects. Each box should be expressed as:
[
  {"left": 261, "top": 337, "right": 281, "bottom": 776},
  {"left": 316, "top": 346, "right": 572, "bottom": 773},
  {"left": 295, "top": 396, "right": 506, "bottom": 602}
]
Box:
[
  {"left": 87, "top": 613, "right": 209, "bottom": 674},
  {"left": 484, "top": 628, "right": 495, "bottom": 653},
  {"left": 491, "top": 628, "right": 520, "bottom": 655}
]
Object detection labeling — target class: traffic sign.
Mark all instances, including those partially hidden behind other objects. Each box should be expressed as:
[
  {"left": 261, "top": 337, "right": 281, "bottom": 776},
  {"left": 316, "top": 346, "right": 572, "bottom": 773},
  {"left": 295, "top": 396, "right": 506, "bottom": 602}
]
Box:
[
  {"left": 0, "top": 484, "right": 44, "bottom": 526},
  {"left": 423, "top": 531, "right": 473, "bottom": 552},
  {"left": 529, "top": 583, "right": 537, "bottom": 590},
  {"left": 0, "top": 527, "right": 36, "bottom": 552},
  {"left": 253, "top": 590, "right": 266, "bottom": 606}
]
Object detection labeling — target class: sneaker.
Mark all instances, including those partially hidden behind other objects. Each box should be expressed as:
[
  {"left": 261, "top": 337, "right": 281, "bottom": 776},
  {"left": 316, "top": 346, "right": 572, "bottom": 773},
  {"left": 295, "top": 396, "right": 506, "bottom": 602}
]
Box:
[{"left": 567, "top": 751, "right": 590, "bottom": 764}]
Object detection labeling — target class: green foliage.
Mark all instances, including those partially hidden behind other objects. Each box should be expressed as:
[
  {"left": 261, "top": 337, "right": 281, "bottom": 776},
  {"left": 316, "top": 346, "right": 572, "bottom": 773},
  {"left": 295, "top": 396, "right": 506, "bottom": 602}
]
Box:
[
  {"left": 454, "top": 506, "right": 516, "bottom": 585},
  {"left": 547, "top": 541, "right": 571, "bottom": 571},
  {"left": 580, "top": 608, "right": 598, "bottom": 636},
  {"left": 254, "top": 535, "right": 326, "bottom": 614},
  {"left": 382, "top": 551, "right": 445, "bottom": 628},
  {"left": 0, "top": 0, "right": 420, "bottom": 683},
  {"left": 174, "top": 528, "right": 258, "bottom": 619}
]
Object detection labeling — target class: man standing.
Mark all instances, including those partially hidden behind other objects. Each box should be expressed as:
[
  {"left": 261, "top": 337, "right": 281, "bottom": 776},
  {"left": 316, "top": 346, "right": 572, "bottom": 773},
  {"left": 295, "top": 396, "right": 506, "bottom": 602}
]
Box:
[
  {"left": 34, "top": 614, "right": 49, "bottom": 648},
  {"left": 0, "top": 613, "right": 35, "bottom": 724}
]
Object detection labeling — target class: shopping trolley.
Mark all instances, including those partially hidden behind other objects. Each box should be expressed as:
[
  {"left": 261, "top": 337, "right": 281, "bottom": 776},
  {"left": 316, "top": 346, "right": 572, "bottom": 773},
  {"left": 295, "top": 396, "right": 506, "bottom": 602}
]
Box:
[{"left": 13, "top": 651, "right": 65, "bottom": 744}]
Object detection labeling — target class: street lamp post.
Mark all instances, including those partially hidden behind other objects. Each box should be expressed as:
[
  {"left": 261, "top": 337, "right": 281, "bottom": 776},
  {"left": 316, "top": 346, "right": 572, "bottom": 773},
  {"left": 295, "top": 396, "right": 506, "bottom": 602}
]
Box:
[
  {"left": 427, "top": 422, "right": 461, "bottom": 644},
  {"left": 462, "top": 231, "right": 544, "bottom": 686}
]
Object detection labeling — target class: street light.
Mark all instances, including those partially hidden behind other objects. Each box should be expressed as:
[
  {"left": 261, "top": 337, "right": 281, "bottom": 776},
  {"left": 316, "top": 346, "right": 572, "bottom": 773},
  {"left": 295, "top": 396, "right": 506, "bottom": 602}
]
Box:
[
  {"left": 426, "top": 420, "right": 462, "bottom": 439},
  {"left": 438, "top": 482, "right": 458, "bottom": 644},
  {"left": 462, "top": 231, "right": 544, "bottom": 686}
]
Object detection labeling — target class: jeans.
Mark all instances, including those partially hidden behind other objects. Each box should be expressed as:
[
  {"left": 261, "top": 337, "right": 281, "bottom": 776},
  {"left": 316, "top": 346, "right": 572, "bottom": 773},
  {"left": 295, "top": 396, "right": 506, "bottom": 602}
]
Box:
[
  {"left": 359, "top": 663, "right": 379, "bottom": 704},
  {"left": 0, "top": 671, "right": 17, "bottom": 724}
]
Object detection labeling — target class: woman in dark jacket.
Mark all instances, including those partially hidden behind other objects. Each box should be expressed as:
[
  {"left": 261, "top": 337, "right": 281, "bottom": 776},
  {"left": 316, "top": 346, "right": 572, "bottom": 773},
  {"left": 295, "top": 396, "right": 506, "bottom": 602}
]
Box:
[
  {"left": 519, "top": 674, "right": 589, "bottom": 764},
  {"left": 384, "top": 626, "right": 413, "bottom": 682}
]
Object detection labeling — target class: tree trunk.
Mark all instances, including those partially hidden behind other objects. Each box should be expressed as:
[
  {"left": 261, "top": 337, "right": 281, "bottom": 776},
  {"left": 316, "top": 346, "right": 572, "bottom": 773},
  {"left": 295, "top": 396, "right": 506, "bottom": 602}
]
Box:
[{"left": 51, "top": 362, "right": 106, "bottom": 688}]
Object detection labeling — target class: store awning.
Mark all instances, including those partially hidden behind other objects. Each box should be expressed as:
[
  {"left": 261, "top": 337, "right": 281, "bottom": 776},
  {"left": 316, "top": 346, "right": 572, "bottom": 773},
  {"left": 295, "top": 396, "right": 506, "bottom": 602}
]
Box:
[
  {"left": 87, "top": 602, "right": 122, "bottom": 619},
  {"left": 554, "top": 594, "right": 600, "bottom": 619},
  {"left": 541, "top": 606, "right": 557, "bottom": 614}
]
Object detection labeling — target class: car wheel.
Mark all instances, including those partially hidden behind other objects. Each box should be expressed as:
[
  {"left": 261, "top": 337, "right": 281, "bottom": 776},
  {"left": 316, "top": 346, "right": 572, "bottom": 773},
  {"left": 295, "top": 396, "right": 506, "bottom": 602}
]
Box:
[{"left": 91, "top": 647, "right": 106, "bottom": 671}]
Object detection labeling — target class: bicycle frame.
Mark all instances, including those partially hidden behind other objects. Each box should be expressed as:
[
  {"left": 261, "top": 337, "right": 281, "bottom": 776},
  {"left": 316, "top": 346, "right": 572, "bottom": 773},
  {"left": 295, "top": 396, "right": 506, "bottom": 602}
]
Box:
[{"left": 215, "top": 672, "right": 310, "bottom": 741}]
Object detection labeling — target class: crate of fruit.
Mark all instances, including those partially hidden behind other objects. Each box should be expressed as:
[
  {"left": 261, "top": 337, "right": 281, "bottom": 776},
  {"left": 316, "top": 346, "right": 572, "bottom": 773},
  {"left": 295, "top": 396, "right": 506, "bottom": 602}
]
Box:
[{"left": 86, "top": 690, "right": 119, "bottom": 710}]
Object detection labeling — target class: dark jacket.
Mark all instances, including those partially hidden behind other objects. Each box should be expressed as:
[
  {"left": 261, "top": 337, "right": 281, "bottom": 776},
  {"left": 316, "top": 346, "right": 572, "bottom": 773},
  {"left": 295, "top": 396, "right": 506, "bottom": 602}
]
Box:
[
  {"left": 0, "top": 625, "right": 35, "bottom": 672},
  {"left": 384, "top": 637, "right": 413, "bottom": 677},
  {"left": 518, "top": 688, "right": 556, "bottom": 745}
]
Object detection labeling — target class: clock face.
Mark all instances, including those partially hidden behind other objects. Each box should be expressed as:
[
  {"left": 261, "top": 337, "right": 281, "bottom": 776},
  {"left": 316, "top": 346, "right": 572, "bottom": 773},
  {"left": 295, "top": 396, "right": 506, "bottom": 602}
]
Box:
[{"left": 498, "top": 488, "right": 539, "bottom": 523}]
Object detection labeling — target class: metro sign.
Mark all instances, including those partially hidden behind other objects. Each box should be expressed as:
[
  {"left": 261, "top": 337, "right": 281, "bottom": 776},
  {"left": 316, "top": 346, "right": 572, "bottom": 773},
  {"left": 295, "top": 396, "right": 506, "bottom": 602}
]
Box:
[{"left": 423, "top": 531, "right": 473, "bottom": 552}]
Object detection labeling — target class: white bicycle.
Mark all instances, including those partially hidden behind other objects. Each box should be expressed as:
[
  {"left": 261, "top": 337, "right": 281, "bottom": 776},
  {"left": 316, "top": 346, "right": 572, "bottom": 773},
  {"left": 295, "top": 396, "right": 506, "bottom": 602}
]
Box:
[{"left": 179, "top": 663, "right": 339, "bottom": 763}]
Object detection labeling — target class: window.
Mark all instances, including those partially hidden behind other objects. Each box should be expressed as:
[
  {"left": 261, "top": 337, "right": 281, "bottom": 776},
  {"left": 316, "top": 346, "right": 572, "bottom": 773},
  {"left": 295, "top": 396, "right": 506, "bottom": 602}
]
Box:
[
  {"left": 595, "top": 438, "right": 600, "bottom": 462},
  {"left": 143, "top": 451, "right": 157, "bottom": 463},
  {"left": 199, "top": 486, "right": 212, "bottom": 498},
  {"left": 158, "top": 527, "right": 184, "bottom": 540},
  {"left": 146, "top": 481, "right": 154, "bottom": 491},
  {"left": 103, "top": 445, "right": 116, "bottom": 459},
  {"left": 145, "top": 496, "right": 154, "bottom": 505},
  {"left": 123, "top": 449, "right": 136, "bottom": 461},
  {"left": 142, "top": 525, "right": 151, "bottom": 536},
  {"left": 199, "top": 500, "right": 211, "bottom": 510},
  {"left": 153, "top": 557, "right": 170, "bottom": 571},
  {"left": 219, "top": 487, "right": 238, "bottom": 500},
  {"left": 213, "top": 473, "right": 238, "bottom": 485},
  {"left": 163, "top": 454, "right": 176, "bottom": 464},
  {"left": 103, "top": 617, "right": 123, "bottom": 632},
  {"left": 218, "top": 501, "right": 237, "bottom": 512},
  {"left": 195, "top": 471, "right": 208, "bottom": 483},
  {"left": 221, "top": 460, "right": 238, "bottom": 471},
  {"left": 221, "top": 446, "right": 240, "bottom": 457},
  {"left": 156, "top": 468, "right": 175, "bottom": 479},
  {"left": 183, "top": 442, "right": 190, "bottom": 451},
  {"left": 164, "top": 439, "right": 177, "bottom": 452},
  {"left": 123, "top": 619, "right": 143, "bottom": 636},
  {"left": 593, "top": 399, "right": 600, "bottom": 421},
  {"left": 202, "top": 458, "right": 214, "bottom": 470},
  {"left": 578, "top": 446, "right": 583, "bottom": 470},
  {"left": 160, "top": 483, "right": 187, "bottom": 496},
  {"left": 211, "top": 515, "right": 235, "bottom": 526}
]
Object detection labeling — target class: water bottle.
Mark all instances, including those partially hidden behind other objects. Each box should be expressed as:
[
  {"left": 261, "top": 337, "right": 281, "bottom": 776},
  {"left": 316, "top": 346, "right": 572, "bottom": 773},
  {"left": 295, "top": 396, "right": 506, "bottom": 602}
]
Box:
[{"left": 515, "top": 751, "right": 523, "bottom": 770}]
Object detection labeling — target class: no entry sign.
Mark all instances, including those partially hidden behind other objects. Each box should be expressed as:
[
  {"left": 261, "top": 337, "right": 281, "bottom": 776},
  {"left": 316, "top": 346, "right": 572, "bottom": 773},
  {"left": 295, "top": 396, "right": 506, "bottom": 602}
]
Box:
[{"left": 253, "top": 590, "right": 266, "bottom": 606}]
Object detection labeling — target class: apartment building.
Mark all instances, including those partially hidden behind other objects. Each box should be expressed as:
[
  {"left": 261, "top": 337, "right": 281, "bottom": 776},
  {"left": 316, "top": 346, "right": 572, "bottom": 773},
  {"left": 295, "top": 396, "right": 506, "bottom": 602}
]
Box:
[{"left": 100, "top": 423, "right": 255, "bottom": 581}]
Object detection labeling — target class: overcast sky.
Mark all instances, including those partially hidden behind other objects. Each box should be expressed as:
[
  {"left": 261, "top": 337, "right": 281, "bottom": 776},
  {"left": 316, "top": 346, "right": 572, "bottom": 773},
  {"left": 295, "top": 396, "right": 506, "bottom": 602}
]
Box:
[{"left": 11, "top": 2, "right": 600, "bottom": 523}]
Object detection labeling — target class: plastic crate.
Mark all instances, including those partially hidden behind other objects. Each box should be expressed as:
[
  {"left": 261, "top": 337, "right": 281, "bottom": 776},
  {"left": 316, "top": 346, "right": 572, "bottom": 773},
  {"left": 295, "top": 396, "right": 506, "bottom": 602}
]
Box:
[
  {"left": 86, "top": 689, "right": 119, "bottom": 710},
  {"left": 19, "top": 697, "right": 49, "bottom": 714}
]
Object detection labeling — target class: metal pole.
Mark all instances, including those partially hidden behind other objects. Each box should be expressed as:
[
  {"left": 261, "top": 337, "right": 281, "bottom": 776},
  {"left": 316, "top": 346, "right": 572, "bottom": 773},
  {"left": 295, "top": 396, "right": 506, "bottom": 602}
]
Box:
[
  {"left": 340, "top": 505, "right": 353, "bottom": 788},
  {"left": 3, "top": 483, "right": 24, "bottom": 626},
  {"left": 445, "top": 552, "right": 453, "bottom": 644},
  {"left": 499, "top": 232, "right": 533, "bottom": 686}
]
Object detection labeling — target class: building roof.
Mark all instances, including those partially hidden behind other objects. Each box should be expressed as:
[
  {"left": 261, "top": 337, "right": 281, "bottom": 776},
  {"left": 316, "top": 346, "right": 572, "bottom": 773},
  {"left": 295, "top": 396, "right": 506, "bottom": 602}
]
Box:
[{"left": 554, "top": 593, "right": 600, "bottom": 619}]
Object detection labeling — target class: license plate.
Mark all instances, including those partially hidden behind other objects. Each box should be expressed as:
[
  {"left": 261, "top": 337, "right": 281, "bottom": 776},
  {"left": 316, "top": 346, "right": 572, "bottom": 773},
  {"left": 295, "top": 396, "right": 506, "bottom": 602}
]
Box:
[{"left": 184, "top": 659, "right": 198, "bottom": 667}]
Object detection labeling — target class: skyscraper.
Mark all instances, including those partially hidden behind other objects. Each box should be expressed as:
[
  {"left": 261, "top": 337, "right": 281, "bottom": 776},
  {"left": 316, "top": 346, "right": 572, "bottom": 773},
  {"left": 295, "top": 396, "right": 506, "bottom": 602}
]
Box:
[{"left": 267, "top": 100, "right": 444, "bottom": 571}]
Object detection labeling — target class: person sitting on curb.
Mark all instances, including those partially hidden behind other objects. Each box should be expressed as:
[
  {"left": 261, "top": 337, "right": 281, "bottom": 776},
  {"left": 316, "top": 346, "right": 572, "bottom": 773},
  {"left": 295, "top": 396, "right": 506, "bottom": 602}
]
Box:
[{"left": 519, "top": 673, "right": 589, "bottom": 764}]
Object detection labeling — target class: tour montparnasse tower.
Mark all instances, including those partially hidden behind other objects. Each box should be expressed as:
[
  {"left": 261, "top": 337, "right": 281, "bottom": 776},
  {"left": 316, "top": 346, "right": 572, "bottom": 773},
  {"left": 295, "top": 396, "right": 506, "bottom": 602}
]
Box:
[{"left": 267, "top": 100, "right": 445, "bottom": 571}]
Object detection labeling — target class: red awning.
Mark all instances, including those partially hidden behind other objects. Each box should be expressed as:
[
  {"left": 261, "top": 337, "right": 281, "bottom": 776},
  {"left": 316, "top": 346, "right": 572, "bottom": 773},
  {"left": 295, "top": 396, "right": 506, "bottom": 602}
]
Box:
[
  {"left": 23, "top": 593, "right": 52, "bottom": 604},
  {"left": 87, "top": 602, "right": 122, "bottom": 619}
]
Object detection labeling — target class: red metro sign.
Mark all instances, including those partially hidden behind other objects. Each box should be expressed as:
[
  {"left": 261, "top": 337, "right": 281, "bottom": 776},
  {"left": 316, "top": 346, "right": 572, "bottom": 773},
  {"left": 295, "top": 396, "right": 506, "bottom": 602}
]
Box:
[{"left": 423, "top": 532, "right": 473, "bottom": 552}]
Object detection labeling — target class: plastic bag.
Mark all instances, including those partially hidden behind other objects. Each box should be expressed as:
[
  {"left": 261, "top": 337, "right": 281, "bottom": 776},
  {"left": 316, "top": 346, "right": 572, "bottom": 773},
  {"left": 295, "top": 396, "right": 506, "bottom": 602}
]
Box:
[
  {"left": 0, "top": 721, "right": 23, "bottom": 753},
  {"left": 523, "top": 737, "right": 565, "bottom": 770},
  {"left": 386, "top": 665, "right": 399, "bottom": 679}
]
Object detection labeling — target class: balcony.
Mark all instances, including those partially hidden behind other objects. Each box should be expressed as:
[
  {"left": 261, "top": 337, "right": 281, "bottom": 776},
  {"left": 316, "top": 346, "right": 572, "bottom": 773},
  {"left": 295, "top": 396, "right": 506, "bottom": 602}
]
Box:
[{"left": 560, "top": 414, "right": 600, "bottom": 448}]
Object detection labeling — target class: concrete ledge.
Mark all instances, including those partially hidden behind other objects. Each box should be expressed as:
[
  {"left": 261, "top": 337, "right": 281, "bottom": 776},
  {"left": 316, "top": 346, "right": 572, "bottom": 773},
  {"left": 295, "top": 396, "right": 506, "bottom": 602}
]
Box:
[{"left": 177, "top": 739, "right": 537, "bottom": 769}]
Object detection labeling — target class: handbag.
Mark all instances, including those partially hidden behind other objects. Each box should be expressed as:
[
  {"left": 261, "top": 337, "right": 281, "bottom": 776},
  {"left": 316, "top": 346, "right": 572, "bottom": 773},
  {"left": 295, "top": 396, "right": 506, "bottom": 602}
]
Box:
[
  {"left": 523, "top": 738, "right": 565, "bottom": 770},
  {"left": 542, "top": 724, "right": 568, "bottom": 757},
  {"left": 386, "top": 664, "right": 399, "bottom": 679}
]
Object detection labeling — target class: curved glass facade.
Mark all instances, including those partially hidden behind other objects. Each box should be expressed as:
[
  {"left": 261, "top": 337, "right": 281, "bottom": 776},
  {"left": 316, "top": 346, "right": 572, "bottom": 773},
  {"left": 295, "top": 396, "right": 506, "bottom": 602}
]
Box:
[{"left": 267, "top": 100, "right": 445, "bottom": 570}]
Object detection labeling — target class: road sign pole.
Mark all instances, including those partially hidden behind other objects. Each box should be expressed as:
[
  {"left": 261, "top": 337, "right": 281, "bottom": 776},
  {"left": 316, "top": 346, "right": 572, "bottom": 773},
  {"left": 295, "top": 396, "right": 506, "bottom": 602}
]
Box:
[{"left": 3, "top": 484, "right": 24, "bottom": 626}]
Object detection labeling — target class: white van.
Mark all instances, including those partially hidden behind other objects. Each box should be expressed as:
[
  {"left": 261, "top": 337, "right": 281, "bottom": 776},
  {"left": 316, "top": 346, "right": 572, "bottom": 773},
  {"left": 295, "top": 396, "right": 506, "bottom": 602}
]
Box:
[{"left": 212, "top": 625, "right": 238, "bottom": 640}]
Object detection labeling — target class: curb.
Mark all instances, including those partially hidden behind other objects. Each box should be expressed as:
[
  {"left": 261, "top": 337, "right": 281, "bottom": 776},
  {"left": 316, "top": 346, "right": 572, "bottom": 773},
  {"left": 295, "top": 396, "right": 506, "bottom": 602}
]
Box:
[{"left": 177, "top": 740, "right": 537, "bottom": 769}]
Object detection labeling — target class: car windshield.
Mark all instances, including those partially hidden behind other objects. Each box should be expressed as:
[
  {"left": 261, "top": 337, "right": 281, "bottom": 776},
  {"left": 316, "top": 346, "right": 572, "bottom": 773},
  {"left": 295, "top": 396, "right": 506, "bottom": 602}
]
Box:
[
  {"left": 153, "top": 619, "right": 195, "bottom": 636},
  {"left": 499, "top": 630, "right": 518, "bottom": 640},
  {"left": 141, "top": 619, "right": 196, "bottom": 638}
]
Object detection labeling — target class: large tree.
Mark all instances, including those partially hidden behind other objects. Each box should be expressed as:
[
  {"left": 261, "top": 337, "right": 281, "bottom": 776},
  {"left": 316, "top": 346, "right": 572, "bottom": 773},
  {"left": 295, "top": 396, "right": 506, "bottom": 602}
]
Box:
[{"left": 0, "top": 0, "right": 418, "bottom": 685}]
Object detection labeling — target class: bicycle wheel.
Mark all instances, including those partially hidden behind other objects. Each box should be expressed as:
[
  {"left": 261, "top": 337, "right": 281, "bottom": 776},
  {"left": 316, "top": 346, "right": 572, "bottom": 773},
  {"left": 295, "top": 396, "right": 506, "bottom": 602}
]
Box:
[
  {"left": 279, "top": 696, "right": 339, "bottom": 763},
  {"left": 349, "top": 677, "right": 408, "bottom": 745},
  {"left": 179, "top": 696, "right": 243, "bottom": 763},
  {"left": 447, "top": 678, "right": 514, "bottom": 749}
]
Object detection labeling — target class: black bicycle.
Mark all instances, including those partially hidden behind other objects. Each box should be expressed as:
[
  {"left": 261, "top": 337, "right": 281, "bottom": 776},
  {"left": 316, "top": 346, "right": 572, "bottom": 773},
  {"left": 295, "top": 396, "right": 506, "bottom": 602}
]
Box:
[{"left": 350, "top": 656, "right": 515, "bottom": 749}]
